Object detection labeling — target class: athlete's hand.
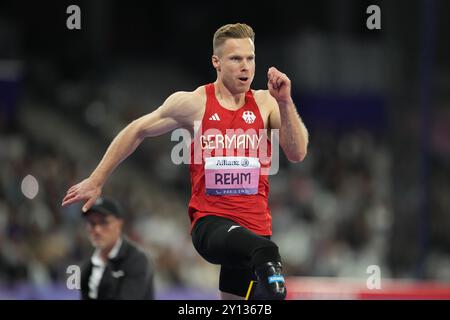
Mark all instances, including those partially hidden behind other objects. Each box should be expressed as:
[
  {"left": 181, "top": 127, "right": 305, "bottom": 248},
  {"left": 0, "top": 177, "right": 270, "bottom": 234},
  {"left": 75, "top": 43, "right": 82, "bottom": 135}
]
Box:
[
  {"left": 61, "top": 177, "right": 102, "bottom": 212},
  {"left": 267, "top": 67, "right": 293, "bottom": 105}
]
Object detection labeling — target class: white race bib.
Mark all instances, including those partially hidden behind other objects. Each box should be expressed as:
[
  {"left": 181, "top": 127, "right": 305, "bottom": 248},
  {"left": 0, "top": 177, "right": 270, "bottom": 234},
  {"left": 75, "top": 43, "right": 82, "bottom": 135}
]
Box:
[{"left": 204, "top": 156, "right": 260, "bottom": 196}]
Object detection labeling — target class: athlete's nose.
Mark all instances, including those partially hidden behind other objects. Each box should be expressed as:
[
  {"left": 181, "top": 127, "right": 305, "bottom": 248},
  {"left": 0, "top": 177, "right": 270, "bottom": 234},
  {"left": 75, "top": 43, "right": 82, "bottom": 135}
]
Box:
[{"left": 241, "top": 60, "right": 250, "bottom": 71}]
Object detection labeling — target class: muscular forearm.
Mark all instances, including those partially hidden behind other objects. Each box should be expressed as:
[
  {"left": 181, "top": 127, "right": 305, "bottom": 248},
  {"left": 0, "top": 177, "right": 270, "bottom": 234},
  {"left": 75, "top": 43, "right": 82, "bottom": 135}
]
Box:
[
  {"left": 90, "top": 121, "right": 144, "bottom": 186},
  {"left": 278, "top": 98, "right": 308, "bottom": 162}
]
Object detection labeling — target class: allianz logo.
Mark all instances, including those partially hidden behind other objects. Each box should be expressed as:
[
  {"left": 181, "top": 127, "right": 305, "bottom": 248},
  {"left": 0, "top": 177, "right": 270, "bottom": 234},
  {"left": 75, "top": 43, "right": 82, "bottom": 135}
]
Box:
[
  {"left": 216, "top": 159, "right": 240, "bottom": 166},
  {"left": 215, "top": 159, "right": 250, "bottom": 167}
]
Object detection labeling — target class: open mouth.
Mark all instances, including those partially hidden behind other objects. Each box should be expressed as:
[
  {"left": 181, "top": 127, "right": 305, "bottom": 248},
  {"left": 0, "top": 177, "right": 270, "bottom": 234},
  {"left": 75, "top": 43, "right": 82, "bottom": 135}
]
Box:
[{"left": 238, "top": 77, "right": 249, "bottom": 83}]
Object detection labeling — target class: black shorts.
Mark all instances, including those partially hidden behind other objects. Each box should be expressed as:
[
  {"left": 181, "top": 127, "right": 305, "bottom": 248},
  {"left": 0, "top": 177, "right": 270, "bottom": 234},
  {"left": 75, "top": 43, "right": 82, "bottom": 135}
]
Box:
[{"left": 191, "top": 215, "right": 277, "bottom": 297}]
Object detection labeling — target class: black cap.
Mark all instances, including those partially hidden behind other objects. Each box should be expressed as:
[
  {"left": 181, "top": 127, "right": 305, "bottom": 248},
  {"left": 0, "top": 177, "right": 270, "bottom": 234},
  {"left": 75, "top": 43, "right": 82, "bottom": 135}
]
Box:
[{"left": 84, "top": 197, "right": 125, "bottom": 219}]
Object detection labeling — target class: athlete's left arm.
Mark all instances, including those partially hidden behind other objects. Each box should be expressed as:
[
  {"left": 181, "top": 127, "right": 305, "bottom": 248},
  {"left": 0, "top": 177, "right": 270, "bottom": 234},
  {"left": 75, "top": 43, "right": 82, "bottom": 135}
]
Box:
[{"left": 267, "top": 67, "right": 309, "bottom": 163}]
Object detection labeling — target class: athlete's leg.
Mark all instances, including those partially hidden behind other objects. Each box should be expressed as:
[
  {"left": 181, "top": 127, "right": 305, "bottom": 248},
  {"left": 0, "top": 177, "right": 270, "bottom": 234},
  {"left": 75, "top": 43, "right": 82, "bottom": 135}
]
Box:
[{"left": 191, "top": 215, "right": 286, "bottom": 300}]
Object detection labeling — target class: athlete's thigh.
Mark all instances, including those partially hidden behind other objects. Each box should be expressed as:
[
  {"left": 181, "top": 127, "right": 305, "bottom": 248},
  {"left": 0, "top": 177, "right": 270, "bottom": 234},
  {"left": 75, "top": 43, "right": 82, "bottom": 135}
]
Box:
[
  {"left": 192, "top": 215, "right": 273, "bottom": 267},
  {"left": 191, "top": 215, "right": 237, "bottom": 264}
]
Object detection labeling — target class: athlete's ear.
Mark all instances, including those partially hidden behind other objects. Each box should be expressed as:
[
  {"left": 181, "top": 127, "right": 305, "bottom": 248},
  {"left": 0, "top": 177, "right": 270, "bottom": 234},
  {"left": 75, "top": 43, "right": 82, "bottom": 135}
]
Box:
[{"left": 212, "top": 55, "right": 221, "bottom": 72}]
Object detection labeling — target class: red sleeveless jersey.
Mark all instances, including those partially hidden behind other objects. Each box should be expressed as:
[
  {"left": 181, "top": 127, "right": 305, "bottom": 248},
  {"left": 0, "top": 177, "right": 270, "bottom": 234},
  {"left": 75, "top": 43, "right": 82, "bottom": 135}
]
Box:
[{"left": 188, "top": 83, "right": 272, "bottom": 236}]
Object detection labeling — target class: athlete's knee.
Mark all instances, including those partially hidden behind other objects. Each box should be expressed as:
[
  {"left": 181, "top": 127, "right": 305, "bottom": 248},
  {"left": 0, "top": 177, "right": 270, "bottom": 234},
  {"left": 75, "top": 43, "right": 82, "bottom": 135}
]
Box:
[{"left": 251, "top": 240, "right": 281, "bottom": 268}]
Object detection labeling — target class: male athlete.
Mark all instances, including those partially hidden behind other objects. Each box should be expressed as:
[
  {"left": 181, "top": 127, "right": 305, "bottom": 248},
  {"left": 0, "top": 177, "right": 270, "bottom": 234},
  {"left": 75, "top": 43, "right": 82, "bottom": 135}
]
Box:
[{"left": 62, "top": 23, "right": 308, "bottom": 300}]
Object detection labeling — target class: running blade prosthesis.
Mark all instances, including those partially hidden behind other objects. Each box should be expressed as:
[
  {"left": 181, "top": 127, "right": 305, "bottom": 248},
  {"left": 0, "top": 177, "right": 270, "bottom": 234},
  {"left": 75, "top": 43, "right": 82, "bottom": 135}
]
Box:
[{"left": 247, "top": 262, "right": 287, "bottom": 300}]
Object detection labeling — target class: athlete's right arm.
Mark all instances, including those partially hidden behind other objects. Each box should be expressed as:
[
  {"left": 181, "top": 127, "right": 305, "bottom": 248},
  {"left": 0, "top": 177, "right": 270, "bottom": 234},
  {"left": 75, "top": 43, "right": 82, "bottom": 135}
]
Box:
[{"left": 61, "top": 91, "right": 198, "bottom": 211}]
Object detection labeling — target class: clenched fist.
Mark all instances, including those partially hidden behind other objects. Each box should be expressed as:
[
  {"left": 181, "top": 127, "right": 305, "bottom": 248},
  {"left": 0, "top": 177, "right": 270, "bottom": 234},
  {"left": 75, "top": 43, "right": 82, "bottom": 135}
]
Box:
[{"left": 267, "top": 67, "right": 293, "bottom": 105}]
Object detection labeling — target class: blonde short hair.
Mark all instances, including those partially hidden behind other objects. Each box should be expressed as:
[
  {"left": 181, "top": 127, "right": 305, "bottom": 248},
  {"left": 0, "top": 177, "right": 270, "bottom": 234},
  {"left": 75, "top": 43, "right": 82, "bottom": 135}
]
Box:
[{"left": 213, "top": 23, "right": 255, "bottom": 55}]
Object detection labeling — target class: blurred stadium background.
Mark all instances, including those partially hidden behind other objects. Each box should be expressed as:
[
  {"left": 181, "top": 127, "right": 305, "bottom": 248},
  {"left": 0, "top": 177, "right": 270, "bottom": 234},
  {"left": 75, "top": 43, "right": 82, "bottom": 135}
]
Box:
[{"left": 1, "top": 0, "right": 450, "bottom": 299}]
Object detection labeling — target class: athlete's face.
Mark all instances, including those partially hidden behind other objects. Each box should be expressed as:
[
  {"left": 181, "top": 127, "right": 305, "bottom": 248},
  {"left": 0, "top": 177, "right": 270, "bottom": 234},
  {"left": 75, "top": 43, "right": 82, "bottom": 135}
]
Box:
[
  {"left": 212, "top": 38, "right": 255, "bottom": 94},
  {"left": 85, "top": 212, "right": 122, "bottom": 250}
]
